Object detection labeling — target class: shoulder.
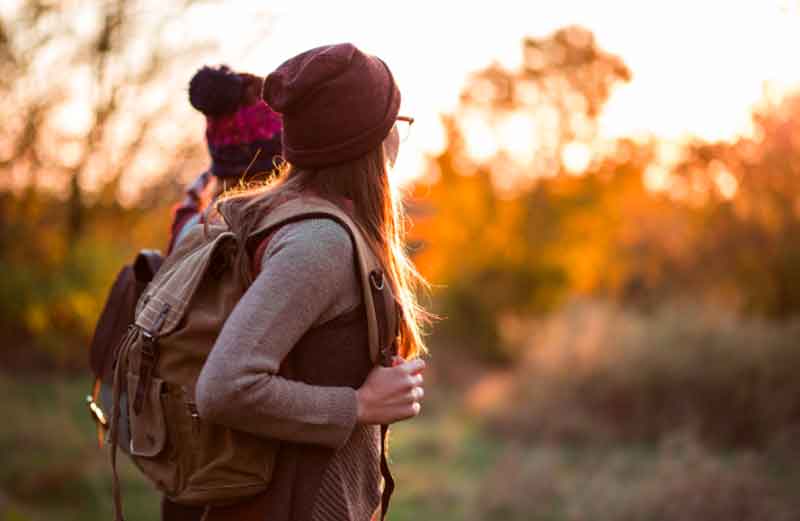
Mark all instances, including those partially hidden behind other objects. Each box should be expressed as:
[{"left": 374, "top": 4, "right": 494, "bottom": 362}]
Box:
[
  {"left": 261, "top": 217, "right": 354, "bottom": 269},
  {"left": 255, "top": 216, "right": 361, "bottom": 323}
]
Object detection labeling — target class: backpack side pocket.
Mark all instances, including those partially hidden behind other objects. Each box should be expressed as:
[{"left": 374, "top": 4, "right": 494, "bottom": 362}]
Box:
[{"left": 126, "top": 372, "right": 180, "bottom": 496}]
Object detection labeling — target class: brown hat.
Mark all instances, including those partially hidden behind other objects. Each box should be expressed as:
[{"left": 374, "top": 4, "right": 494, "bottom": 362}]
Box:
[{"left": 262, "top": 43, "right": 401, "bottom": 168}]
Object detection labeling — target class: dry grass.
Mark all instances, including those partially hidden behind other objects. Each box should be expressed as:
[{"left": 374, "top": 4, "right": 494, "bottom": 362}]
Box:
[
  {"left": 4, "top": 299, "right": 800, "bottom": 520},
  {"left": 0, "top": 374, "right": 161, "bottom": 521},
  {"left": 472, "top": 435, "right": 799, "bottom": 521},
  {"left": 484, "top": 300, "right": 800, "bottom": 449}
]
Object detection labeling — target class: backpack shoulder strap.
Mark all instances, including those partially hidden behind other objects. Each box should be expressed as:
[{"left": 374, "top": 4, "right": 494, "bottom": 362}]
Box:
[
  {"left": 252, "top": 195, "right": 399, "bottom": 520},
  {"left": 249, "top": 195, "right": 388, "bottom": 366}
]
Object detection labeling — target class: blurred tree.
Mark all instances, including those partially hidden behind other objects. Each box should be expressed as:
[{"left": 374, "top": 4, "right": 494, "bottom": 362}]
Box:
[
  {"left": 0, "top": 0, "right": 218, "bottom": 240},
  {"left": 0, "top": 0, "right": 251, "bottom": 368},
  {"left": 411, "top": 27, "right": 632, "bottom": 362},
  {"left": 670, "top": 93, "right": 800, "bottom": 316},
  {"left": 414, "top": 26, "right": 800, "bottom": 366},
  {"left": 456, "top": 25, "right": 631, "bottom": 184}
]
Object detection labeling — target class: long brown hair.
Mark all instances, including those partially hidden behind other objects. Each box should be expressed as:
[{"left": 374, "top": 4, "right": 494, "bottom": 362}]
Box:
[{"left": 214, "top": 143, "right": 429, "bottom": 359}]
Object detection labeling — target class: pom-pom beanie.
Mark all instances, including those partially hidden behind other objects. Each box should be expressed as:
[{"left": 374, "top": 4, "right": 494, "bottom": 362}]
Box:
[{"left": 188, "top": 65, "right": 283, "bottom": 179}]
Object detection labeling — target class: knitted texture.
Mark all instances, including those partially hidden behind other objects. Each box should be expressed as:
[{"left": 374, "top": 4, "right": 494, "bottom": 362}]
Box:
[
  {"left": 311, "top": 423, "right": 383, "bottom": 521},
  {"left": 194, "top": 218, "right": 387, "bottom": 520},
  {"left": 205, "top": 101, "right": 282, "bottom": 147},
  {"left": 188, "top": 65, "right": 242, "bottom": 117},
  {"left": 204, "top": 102, "right": 283, "bottom": 178},
  {"left": 189, "top": 65, "right": 283, "bottom": 179},
  {"left": 263, "top": 43, "right": 400, "bottom": 168},
  {"left": 195, "top": 218, "right": 361, "bottom": 449}
]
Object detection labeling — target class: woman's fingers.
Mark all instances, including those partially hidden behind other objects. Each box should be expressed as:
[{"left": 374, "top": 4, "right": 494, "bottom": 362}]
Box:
[
  {"left": 382, "top": 363, "right": 423, "bottom": 389},
  {"left": 384, "top": 390, "right": 424, "bottom": 422},
  {"left": 381, "top": 386, "right": 425, "bottom": 407},
  {"left": 395, "top": 401, "right": 421, "bottom": 421},
  {"left": 407, "top": 385, "right": 424, "bottom": 404},
  {"left": 356, "top": 358, "right": 427, "bottom": 424},
  {"left": 400, "top": 358, "right": 425, "bottom": 375}
]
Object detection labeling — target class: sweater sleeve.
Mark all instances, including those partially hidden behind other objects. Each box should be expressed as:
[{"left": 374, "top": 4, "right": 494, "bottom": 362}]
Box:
[{"left": 195, "top": 218, "right": 361, "bottom": 449}]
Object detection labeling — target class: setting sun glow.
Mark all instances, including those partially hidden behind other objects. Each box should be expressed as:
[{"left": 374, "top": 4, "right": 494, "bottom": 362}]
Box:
[
  {"left": 208, "top": 0, "right": 800, "bottom": 186},
  {"left": 6, "top": 0, "right": 800, "bottom": 193}
]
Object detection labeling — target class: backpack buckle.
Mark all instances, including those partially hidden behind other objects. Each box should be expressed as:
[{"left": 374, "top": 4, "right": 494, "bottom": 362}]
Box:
[
  {"left": 133, "top": 303, "right": 170, "bottom": 415},
  {"left": 140, "top": 331, "right": 158, "bottom": 362},
  {"left": 134, "top": 332, "right": 159, "bottom": 415},
  {"left": 369, "top": 269, "right": 385, "bottom": 291}
]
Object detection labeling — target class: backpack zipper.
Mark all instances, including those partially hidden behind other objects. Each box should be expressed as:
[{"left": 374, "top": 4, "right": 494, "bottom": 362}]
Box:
[{"left": 187, "top": 401, "right": 201, "bottom": 434}]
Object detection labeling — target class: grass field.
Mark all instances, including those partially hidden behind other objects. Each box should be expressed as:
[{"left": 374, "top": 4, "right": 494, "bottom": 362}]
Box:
[
  {"left": 0, "top": 373, "right": 501, "bottom": 521},
  {"left": 2, "top": 362, "right": 799, "bottom": 521}
]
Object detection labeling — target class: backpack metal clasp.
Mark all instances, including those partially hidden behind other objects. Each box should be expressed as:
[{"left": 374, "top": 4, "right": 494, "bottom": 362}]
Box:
[
  {"left": 133, "top": 303, "right": 171, "bottom": 415},
  {"left": 369, "top": 269, "right": 385, "bottom": 291}
]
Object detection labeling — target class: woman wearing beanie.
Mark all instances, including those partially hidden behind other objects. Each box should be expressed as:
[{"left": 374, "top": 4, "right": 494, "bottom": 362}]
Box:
[
  {"left": 162, "top": 43, "right": 429, "bottom": 521},
  {"left": 166, "top": 65, "right": 284, "bottom": 254}
]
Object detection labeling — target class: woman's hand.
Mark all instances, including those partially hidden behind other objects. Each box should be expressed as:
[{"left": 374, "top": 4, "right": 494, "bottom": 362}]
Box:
[{"left": 356, "top": 358, "right": 426, "bottom": 425}]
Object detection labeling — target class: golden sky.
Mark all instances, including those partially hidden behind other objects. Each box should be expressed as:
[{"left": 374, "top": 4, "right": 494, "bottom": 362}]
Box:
[
  {"left": 187, "top": 0, "right": 800, "bottom": 184},
  {"left": 12, "top": 0, "right": 800, "bottom": 192}
]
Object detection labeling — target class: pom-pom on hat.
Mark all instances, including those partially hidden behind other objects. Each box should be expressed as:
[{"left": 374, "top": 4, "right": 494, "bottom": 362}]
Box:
[
  {"left": 262, "top": 43, "right": 401, "bottom": 169},
  {"left": 188, "top": 65, "right": 244, "bottom": 117}
]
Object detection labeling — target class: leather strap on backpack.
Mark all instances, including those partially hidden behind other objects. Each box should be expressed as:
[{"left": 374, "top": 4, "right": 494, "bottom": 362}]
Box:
[
  {"left": 110, "top": 326, "right": 140, "bottom": 521},
  {"left": 378, "top": 424, "right": 395, "bottom": 520},
  {"left": 369, "top": 269, "right": 400, "bottom": 521}
]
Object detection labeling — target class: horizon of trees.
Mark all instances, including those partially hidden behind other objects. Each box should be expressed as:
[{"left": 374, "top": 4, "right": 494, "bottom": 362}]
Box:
[{"left": 2, "top": 19, "right": 800, "bottom": 367}]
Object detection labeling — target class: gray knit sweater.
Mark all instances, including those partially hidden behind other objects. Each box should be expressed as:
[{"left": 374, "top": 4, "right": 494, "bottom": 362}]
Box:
[
  {"left": 196, "top": 218, "right": 362, "bottom": 447},
  {"left": 195, "top": 218, "right": 381, "bottom": 520}
]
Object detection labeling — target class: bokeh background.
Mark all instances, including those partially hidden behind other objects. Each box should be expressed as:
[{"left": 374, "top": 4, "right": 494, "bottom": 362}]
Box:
[{"left": 3, "top": 1, "right": 800, "bottom": 520}]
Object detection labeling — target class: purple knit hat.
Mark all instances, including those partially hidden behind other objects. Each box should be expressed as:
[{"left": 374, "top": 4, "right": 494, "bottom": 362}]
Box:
[
  {"left": 262, "top": 43, "right": 401, "bottom": 168},
  {"left": 188, "top": 65, "right": 283, "bottom": 179}
]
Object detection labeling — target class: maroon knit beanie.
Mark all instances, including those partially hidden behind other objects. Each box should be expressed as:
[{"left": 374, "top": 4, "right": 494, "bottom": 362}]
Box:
[{"left": 262, "top": 43, "right": 401, "bottom": 168}]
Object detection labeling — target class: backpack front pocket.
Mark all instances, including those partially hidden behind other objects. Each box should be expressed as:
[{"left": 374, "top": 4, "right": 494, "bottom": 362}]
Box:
[
  {"left": 126, "top": 372, "right": 168, "bottom": 457},
  {"left": 126, "top": 372, "right": 180, "bottom": 496}
]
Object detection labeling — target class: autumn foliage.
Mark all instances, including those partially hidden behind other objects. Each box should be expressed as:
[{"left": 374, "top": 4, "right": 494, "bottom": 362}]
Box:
[{"left": 407, "top": 27, "right": 800, "bottom": 362}]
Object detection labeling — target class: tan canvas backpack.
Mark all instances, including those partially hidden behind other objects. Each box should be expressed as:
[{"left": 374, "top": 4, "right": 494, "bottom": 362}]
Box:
[{"left": 109, "top": 195, "right": 399, "bottom": 520}]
